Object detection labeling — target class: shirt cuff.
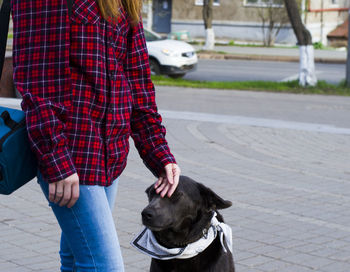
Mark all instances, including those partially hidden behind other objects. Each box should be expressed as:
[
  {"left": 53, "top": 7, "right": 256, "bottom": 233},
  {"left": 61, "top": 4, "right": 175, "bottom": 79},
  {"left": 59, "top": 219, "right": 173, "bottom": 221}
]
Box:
[
  {"left": 144, "top": 145, "right": 177, "bottom": 177},
  {"left": 38, "top": 146, "right": 77, "bottom": 183}
]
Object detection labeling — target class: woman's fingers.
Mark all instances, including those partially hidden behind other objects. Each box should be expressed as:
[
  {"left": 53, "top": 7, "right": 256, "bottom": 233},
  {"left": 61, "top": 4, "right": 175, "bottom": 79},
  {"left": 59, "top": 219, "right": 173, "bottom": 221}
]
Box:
[
  {"left": 54, "top": 181, "right": 64, "bottom": 203},
  {"left": 59, "top": 182, "right": 72, "bottom": 207},
  {"left": 167, "top": 177, "right": 179, "bottom": 198},
  {"left": 49, "top": 182, "right": 56, "bottom": 202},
  {"left": 160, "top": 183, "right": 170, "bottom": 198},
  {"left": 47, "top": 173, "right": 80, "bottom": 208},
  {"left": 155, "top": 177, "right": 167, "bottom": 194},
  {"left": 155, "top": 164, "right": 181, "bottom": 198},
  {"left": 166, "top": 164, "right": 181, "bottom": 197},
  {"left": 165, "top": 164, "right": 174, "bottom": 185},
  {"left": 154, "top": 176, "right": 163, "bottom": 189},
  {"left": 67, "top": 182, "right": 80, "bottom": 208}
]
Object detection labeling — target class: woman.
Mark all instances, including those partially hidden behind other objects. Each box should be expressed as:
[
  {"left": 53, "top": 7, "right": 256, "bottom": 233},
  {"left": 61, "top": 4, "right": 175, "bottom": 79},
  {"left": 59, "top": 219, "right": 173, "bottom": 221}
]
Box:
[{"left": 12, "top": 0, "right": 180, "bottom": 271}]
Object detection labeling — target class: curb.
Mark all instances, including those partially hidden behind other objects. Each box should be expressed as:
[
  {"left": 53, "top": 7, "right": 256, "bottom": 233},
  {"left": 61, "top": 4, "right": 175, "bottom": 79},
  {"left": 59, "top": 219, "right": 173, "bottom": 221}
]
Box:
[{"left": 197, "top": 53, "right": 346, "bottom": 64}]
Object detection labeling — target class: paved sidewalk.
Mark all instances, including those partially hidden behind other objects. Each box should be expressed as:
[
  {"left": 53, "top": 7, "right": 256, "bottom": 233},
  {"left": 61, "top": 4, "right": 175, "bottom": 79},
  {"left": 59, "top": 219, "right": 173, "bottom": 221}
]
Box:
[{"left": 0, "top": 88, "right": 350, "bottom": 271}]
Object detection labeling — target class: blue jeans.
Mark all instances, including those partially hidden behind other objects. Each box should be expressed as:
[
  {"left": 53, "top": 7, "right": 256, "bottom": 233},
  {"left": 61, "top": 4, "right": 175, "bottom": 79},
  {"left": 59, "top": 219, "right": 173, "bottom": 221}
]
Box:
[{"left": 37, "top": 170, "right": 124, "bottom": 272}]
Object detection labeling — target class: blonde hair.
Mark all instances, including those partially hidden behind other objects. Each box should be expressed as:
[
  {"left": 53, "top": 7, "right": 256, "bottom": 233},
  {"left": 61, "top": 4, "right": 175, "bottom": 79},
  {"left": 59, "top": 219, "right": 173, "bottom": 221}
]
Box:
[{"left": 96, "top": 0, "right": 142, "bottom": 25}]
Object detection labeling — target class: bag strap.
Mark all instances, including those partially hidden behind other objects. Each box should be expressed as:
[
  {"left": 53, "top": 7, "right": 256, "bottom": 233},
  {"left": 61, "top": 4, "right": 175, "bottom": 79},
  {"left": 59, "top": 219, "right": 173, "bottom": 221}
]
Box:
[
  {"left": 0, "top": 110, "right": 19, "bottom": 130},
  {"left": 0, "top": 0, "right": 11, "bottom": 79},
  {"left": 0, "top": 0, "right": 73, "bottom": 79}
]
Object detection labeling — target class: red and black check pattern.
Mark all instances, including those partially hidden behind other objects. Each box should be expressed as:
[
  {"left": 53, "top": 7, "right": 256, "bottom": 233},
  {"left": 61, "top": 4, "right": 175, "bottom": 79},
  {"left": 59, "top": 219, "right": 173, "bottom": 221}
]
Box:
[{"left": 12, "top": 0, "right": 176, "bottom": 185}]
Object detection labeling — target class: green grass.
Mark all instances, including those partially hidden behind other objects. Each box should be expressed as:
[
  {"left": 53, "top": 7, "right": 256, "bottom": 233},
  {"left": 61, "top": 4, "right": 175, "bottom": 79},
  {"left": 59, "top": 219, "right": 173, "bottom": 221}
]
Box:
[
  {"left": 228, "top": 40, "right": 235, "bottom": 46},
  {"left": 215, "top": 43, "right": 299, "bottom": 49},
  {"left": 151, "top": 76, "right": 350, "bottom": 96},
  {"left": 7, "top": 33, "right": 13, "bottom": 39}
]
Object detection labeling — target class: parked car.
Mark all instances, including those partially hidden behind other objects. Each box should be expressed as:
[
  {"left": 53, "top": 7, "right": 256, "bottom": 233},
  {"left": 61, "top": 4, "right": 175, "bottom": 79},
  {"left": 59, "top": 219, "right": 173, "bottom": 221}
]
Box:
[{"left": 144, "top": 29, "right": 198, "bottom": 79}]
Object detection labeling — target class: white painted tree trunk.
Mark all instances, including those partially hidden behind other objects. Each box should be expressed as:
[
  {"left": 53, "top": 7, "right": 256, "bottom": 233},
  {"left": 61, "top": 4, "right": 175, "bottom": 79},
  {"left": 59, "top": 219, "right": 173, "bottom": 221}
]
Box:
[
  {"left": 147, "top": 0, "right": 153, "bottom": 30},
  {"left": 203, "top": 28, "right": 215, "bottom": 51},
  {"left": 299, "top": 45, "right": 317, "bottom": 86}
]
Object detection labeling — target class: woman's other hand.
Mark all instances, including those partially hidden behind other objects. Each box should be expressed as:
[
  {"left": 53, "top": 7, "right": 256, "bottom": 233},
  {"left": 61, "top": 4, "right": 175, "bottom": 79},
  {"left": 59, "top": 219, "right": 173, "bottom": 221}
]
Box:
[
  {"left": 155, "top": 164, "right": 181, "bottom": 198},
  {"left": 49, "top": 173, "right": 80, "bottom": 208}
]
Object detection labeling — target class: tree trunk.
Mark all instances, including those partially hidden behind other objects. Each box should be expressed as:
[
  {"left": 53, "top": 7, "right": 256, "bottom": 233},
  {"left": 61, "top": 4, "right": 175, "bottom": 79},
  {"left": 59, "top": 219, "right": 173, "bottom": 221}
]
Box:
[
  {"left": 284, "top": 0, "right": 317, "bottom": 86},
  {"left": 203, "top": 0, "right": 215, "bottom": 50},
  {"left": 259, "top": 11, "right": 267, "bottom": 46},
  {"left": 146, "top": 0, "right": 153, "bottom": 30}
]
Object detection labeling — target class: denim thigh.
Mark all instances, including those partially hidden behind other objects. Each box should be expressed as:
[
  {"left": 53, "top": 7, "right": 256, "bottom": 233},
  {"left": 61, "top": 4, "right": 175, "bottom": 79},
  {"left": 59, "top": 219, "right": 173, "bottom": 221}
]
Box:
[
  {"left": 59, "top": 177, "right": 120, "bottom": 272},
  {"left": 37, "top": 171, "right": 124, "bottom": 272}
]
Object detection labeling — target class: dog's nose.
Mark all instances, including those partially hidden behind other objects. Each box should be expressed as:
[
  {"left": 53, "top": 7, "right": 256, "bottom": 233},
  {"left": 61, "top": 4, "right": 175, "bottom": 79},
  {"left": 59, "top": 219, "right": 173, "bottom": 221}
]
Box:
[{"left": 142, "top": 209, "right": 155, "bottom": 220}]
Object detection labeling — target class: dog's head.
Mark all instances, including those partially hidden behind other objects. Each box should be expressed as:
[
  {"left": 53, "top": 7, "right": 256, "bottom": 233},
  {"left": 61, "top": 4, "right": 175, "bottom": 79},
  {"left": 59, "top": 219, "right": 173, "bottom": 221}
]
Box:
[{"left": 141, "top": 176, "right": 232, "bottom": 232}]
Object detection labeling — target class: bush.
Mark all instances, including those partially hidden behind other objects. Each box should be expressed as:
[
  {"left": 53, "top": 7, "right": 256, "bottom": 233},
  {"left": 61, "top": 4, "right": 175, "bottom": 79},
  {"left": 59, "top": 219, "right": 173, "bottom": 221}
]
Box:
[{"left": 313, "top": 42, "right": 324, "bottom": 50}]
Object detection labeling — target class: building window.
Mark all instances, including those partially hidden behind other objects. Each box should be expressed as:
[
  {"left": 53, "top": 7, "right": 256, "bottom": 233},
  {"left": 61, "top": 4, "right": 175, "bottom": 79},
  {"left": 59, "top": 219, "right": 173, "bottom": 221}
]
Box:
[
  {"left": 195, "top": 0, "right": 220, "bottom": 6},
  {"left": 244, "top": 0, "right": 284, "bottom": 7},
  {"left": 331, "top": 0, "right": 338, "bottom": 5}
]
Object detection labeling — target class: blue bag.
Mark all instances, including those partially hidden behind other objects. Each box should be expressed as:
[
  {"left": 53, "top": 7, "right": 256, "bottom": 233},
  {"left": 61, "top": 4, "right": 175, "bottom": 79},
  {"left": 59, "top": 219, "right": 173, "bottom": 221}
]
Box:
[
  {"left": 0, "top": 107, "right": 37, "bottom": 194},
  {"left": 0, "top": 0, "right": 37, "bottom": 194}
]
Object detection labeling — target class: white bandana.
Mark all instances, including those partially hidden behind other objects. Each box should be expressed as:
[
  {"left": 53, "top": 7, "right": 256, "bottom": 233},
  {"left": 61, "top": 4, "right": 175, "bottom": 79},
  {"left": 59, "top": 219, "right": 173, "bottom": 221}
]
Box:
[{"left": 131, "top": 212, "right": 233, "bottom": 260}]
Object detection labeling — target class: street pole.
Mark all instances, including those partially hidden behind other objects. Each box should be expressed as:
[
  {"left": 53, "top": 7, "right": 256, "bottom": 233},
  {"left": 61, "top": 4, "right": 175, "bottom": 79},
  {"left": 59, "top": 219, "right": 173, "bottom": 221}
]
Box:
[{"left": 346, "top": 9, "right": 350, "bottom": 87}]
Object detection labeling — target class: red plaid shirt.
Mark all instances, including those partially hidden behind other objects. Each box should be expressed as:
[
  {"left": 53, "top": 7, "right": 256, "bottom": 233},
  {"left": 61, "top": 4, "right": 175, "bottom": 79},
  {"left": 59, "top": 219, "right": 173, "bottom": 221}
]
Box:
[{"left": 11, "top": 0, "right": 176, "bottom": 185}]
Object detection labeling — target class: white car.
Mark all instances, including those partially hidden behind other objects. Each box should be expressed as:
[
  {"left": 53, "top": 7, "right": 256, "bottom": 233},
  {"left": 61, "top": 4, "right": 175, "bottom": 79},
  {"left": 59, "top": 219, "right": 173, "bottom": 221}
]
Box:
[{"left": 144, "top": 29, "right": 198, "bottom": 79}]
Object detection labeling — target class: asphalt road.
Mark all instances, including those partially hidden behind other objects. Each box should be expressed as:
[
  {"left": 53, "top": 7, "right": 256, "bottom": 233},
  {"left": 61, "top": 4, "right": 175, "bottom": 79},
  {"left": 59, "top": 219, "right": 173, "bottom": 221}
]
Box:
[
  {"left": 184, "top": 59, "right": 345, "bottom": 84},
  {"left": 156, "top": 86, "right": 350, "bottom": 129}
]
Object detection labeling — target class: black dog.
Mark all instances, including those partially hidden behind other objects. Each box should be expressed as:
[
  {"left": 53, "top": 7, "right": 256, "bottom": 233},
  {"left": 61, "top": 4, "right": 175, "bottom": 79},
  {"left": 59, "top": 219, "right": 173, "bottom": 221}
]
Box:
[{"left": 132, "top": 176, "right": 235, "bottom": 272}]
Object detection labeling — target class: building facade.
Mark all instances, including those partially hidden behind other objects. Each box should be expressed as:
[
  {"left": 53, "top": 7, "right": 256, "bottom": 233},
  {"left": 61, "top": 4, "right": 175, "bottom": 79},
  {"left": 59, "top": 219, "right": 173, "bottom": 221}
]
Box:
[{"left": 144, "top": 0, "right": 350, "bottom": 45}]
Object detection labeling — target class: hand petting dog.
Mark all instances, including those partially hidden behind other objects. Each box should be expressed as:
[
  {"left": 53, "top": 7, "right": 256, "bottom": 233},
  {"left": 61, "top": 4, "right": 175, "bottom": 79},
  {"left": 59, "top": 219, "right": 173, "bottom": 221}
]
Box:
[{"left": 155, "top": 163, "right": 181, "bottom": 198}]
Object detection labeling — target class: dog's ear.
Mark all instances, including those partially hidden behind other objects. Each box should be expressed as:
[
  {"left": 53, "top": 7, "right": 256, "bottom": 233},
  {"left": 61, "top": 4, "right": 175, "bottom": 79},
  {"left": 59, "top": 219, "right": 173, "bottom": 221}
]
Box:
[{"left": 198, "top": 183, "right": 232, "bottom": 211}]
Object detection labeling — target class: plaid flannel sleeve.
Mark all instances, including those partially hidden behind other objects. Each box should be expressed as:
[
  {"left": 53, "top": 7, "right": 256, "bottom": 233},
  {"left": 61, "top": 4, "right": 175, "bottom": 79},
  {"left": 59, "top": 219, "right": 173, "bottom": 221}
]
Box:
[
  {"left": 12, "top": 0, "right": 76, "bottom": 183},
  {"left": 123, "top": 19, "right": 176, "bottom": 177}
]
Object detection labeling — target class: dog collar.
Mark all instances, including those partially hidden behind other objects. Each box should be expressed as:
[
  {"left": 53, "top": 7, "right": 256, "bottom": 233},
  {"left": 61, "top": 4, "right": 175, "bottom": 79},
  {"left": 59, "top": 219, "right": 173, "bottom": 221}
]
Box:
[{"left": 131, "top": 212, "right": 233, "bottom": 260}]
